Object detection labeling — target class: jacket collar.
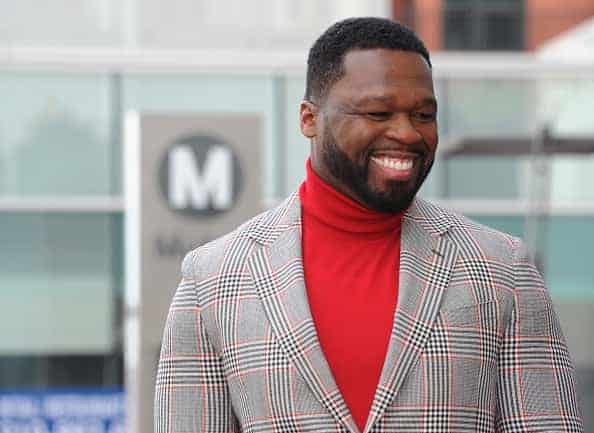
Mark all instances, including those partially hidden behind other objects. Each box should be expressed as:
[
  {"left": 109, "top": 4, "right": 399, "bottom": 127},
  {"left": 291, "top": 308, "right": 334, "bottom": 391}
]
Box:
[{"left": 247, "top": 191, "right": 453, "bottom": 247}]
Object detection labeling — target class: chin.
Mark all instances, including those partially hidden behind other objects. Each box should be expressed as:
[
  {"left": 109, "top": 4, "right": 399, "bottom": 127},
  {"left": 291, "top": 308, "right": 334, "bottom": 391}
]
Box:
[
  {"left": 360, "top": 181, "right": 420, "bottom": 213},
  {"left": 360, "top": 191, "right": 416, "bottom": 214}
]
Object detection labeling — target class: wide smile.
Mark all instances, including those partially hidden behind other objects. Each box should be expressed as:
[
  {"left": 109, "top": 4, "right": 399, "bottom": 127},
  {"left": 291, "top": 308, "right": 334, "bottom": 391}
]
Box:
[{"left": 370, "top": 155, "right": 416, "bottom": 181}]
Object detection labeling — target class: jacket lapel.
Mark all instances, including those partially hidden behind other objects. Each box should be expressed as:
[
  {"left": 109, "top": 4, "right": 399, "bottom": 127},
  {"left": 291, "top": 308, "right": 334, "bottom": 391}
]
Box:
[
  {"left": 246, "top": 193, "right": 360, "bottom": 433},
  {"left": 364, "top": 199, "right": 459, "bottom": 433}
]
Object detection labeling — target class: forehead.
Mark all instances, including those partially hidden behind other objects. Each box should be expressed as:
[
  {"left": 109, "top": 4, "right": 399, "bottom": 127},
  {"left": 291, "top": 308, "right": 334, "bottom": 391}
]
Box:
[{"left": 329, "top": 49, "right": 434, "bottom": 103}]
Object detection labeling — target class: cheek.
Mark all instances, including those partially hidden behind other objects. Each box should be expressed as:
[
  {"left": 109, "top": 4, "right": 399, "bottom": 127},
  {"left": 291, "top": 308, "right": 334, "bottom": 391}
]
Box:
[
  {"left": 423, "top": 124, "right": 439, "bottom": 149},
  {"left": 333, "top": 121, "right": 379, "bottom": 157},
  {"left": 418, "top": 126, "right": 438, "bottom": 158}
]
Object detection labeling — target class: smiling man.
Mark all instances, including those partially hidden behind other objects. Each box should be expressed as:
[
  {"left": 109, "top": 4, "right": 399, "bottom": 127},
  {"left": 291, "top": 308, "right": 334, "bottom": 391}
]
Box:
[
  {"left": 155, "top": 18, "right": 583, "bottom": 433},
  {"left": 302, "top": 48, "right": 437, "bottom": 214}
]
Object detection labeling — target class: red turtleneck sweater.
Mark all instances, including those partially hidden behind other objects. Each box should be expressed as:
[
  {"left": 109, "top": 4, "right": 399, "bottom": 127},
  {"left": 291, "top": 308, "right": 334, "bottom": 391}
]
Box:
[{"left": 299, "top": 160, "right": 402, "bottom": 432}]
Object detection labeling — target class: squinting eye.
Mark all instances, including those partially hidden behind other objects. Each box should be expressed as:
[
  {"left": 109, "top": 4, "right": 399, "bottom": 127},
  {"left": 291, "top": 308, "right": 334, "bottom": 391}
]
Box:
[
  {"left": 412, "top": 111, "right": 436, "bottom": 122},
  {"left": 366, "top": 112, "right": 391, "bottom": 121}
]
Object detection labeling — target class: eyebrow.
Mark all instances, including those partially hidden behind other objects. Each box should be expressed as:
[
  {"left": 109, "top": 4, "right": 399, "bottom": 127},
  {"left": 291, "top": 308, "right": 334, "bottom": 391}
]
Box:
[{"left": 350, "top": 95, "right": 437, "bottom": 108}]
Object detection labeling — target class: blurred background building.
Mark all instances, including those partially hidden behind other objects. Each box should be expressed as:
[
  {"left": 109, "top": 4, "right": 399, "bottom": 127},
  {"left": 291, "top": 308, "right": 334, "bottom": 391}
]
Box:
[{"left": 0, "top": 1, "right": 593, "bottom": 432}]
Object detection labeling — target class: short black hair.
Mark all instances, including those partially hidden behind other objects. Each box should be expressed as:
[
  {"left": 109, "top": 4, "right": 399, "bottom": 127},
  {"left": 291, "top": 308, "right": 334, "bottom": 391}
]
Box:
[{"left": 305, "top": 17, "right": 431, "bottom": 102}]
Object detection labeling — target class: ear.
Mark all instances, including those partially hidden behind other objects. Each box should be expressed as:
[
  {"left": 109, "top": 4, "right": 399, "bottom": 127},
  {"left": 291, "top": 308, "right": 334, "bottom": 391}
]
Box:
[{"left": 299, "top": 101, "right": 318, "bottom": 139}]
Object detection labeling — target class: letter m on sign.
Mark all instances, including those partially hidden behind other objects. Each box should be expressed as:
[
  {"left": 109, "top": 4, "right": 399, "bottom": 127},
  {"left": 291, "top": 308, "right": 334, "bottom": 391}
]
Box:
[{"left": 168, "top": 145, "right": 233, "bottom": 210}]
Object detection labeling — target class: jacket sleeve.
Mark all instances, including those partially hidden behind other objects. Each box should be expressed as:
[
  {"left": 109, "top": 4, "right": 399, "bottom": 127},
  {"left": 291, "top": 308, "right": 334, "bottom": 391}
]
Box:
[
  {"left": 155, "top": 251, "right": 239, "bottom": 433},
  {"left": 495, "top": 239, "right": 583, "bottom": 432}
]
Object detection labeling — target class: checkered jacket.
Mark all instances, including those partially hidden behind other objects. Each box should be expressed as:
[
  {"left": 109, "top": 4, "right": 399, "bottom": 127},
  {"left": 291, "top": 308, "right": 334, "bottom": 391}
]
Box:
[{"left": 155, "top": 193, "right": 583, "bottom": 433}]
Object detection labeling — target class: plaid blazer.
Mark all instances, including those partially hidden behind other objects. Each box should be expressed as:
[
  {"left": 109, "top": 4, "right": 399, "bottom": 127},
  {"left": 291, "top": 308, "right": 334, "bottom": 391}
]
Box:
[{"left": 155, "top": 193, "right": 583, "bottom": 433}]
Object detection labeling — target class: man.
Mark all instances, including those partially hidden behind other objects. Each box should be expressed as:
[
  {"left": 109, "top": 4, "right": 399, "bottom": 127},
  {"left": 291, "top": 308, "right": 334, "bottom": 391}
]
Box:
[{"left": 155, "top": 18, "right": 583, "bottom": 433}]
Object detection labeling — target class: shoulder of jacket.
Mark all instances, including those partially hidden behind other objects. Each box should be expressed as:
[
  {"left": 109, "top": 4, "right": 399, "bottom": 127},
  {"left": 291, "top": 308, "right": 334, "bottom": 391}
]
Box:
[
  {"left": 424, "top": 199, "right": 520, "bottom": 261},
  {"left": 180, "top": 203, "right": 285, "bottom": 281}
]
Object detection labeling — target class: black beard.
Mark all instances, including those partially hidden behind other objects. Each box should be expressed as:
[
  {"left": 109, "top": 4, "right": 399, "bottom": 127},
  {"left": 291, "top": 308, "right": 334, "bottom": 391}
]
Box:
[{"left": 320, "top": 129, "right": 433, "bottom": 214}]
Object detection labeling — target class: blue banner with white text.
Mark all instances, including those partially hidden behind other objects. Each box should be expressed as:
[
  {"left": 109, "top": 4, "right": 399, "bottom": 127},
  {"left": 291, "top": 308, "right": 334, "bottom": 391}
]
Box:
[{"left": 0, "top": 388, "right": 124, "bottom": 433}]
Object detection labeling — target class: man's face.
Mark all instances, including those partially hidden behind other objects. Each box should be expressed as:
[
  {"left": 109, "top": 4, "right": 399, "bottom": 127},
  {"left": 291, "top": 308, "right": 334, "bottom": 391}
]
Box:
[{"left": 300, "top": 49, "right": 438, "bottom": 213}]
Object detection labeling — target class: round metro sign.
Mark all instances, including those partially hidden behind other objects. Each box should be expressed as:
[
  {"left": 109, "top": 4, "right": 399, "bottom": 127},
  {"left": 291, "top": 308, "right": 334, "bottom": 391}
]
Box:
[{"left": 159, "top": 134, "right": 243, "bottom": 217}]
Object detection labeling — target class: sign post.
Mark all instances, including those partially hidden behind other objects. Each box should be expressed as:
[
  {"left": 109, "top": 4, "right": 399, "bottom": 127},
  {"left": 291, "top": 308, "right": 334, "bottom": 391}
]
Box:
[{"left": 124, "top": 113, "right": 262, "bottom": 433}]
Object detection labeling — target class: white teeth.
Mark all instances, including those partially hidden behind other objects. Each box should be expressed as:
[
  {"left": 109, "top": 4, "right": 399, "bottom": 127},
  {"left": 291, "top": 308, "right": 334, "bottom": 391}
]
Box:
[{"left": 372, "top": 156, "right": 413, "bottom": 171}]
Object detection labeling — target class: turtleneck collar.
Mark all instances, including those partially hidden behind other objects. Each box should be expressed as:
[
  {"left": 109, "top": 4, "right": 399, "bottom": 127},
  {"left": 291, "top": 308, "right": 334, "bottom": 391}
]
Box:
[{"left": 299, "top": 158, "right": 403, "bottom": 236}]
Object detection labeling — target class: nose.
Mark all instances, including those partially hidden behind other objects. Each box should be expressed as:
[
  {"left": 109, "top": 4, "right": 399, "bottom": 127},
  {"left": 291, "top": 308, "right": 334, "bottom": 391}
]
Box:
[{"left": 384, "top": 113, "right": 423, "bottom": 144}]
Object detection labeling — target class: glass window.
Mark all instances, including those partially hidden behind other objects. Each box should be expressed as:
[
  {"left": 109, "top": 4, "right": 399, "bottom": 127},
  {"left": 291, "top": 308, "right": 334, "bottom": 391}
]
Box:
[
  {"left": 0, "top": 72, "right": 119, "bottom": 196},
  {"left": 444, "top": 0, "right": 524, "bottom": 51},
  {"left": 438, "top": 156, "right": 525, "bottom": 199},
  {"left": 432, "top": 77, "right": 594, "bottom": 203},
  {"left": 0, "top": 213, "right": 122, "bottom": 356},
  {"left": 436, "top": 78, "right": 536, "bottom": 138}
]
